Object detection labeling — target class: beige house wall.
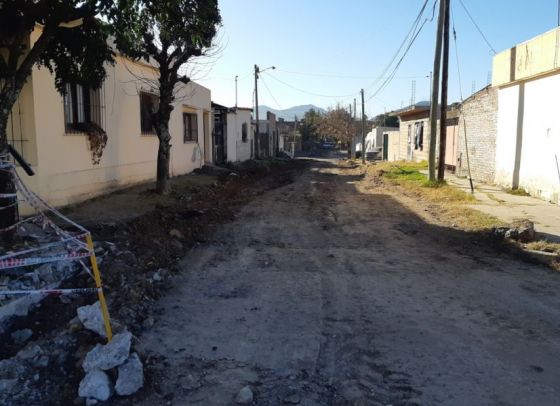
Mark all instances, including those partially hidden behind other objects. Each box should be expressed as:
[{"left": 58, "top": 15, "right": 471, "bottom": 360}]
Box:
[
  {"left": 493, "top": 27, "right": 560, "bottom": 87},
  {"left": 397, "top": 115, "right": 434, "bottom": 163},
  {"left": 12, "top": 29, "right": 211, "bottom": 211}
]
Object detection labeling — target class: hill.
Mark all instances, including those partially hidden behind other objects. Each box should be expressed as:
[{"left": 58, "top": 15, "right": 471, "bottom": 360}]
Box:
[{"left": 257, "top": 104, "right": 325, "bottom": 121}]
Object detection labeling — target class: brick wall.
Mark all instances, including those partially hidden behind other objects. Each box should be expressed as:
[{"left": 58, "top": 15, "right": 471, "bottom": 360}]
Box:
[{"left": 457, "top": 86, "right": 498, "bottom": 183}]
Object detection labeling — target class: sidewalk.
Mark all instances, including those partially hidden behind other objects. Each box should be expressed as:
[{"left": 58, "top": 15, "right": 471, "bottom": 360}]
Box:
[{"left": 446, "top": 174, "right": 560, "bottom": 242}]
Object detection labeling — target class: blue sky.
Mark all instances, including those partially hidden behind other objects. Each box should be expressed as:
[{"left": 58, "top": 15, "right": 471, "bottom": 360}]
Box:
[{"left": 195, "top": 0, "right": 560, "bottom": 117}]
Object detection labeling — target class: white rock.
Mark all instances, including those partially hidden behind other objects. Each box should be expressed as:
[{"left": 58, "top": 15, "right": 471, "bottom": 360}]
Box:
[
  {"left": 77, "top": 301, "right": 107, "bottom": 338},
  {"left": 78, "top": 369, "right": 113, "bottom": 401},
  {"left": 0, "top": 378, "right": 17, "bottom": 394},
  {"left": 115, "top": 353, "right": 144, "bottom": 396},
  {"left": 235, "top": 386, "right": 254, "bottom": 404},
  {"left": 11, "top": 328, "right": 33, "bottom": 344},
  {"left": 83, "top": 332, "right": 132, "bottom": 372}
]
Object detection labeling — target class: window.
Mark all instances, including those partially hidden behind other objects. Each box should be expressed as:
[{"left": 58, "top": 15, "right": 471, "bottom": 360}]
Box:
[
  {"left": 414, "top": 122, "right": 424, "bottom": 151},
  {"left": 241, "top": 122, "right": 248, "bottom": 142},
  {"left": 183, "top": 112, "right": 198, "bottom": 142},
  {"left": 63, "top": 83, "right": 104, "bottom": 133},
  {"left": 140, "top": 92, "right": 159, "bottom": 135}
]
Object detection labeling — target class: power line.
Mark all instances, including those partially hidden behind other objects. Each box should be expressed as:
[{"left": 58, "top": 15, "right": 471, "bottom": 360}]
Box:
[
  {"left": 263, "top": 71, "right": 359, "bottom": 99},
  {"left": 457, "top": 0, "right": 496, "bottom": 54},
  {"left": 366, "top": 0, "right": 437, "bottom": 103},
  {"left": 451, "top": 4, "right": 464, "bottom": 101},
  {"left": 274, "top": 68, "right": 427, "bottom": 80},
  {"left": 259, "top": 75, "right": 282, "bottom": 110},
  {"left": 364, "top": 0, "right": 434, "bottom": 94}
]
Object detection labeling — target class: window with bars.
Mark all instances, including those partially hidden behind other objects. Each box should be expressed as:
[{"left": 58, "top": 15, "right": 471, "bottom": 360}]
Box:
[
  {"left": 63, "top": 83, "right": 105, "bottom": 133},
  {"left": 140, "top": 92, "right": 159, "bottom": 135},
  {"left": 183, "top": 112, "right": 198, "bottom": 143},
  {"left": 242, "top": 122, "right": 248, "bottom": 142}
]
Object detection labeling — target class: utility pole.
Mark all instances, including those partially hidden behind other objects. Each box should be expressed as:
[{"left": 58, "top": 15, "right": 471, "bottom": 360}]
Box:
[
  {"left": 235, "top": 75, "right": 238, "bottom": 108},
  {"left": 253, "top": 64, "right": 275, "bottom": 159},
  {"left": 352, "top": 98, "right": 357, "bottom": 159},
  {"left": 428, "top": 0, "right": 446, "bottom": 181},
  {"left": 361, "top": 88, "right": 366, "bottom": 164},
  {"left": 437, "top": 0, "right": 450, "bottom": 181},
  {"left": 254, "top": 65, "right": 260, "bottom": 159}
]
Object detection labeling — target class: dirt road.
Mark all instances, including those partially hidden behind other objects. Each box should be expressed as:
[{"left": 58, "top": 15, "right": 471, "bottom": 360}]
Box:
[{"left": 131, "top": 158, "right": 560, "bottom": 405}]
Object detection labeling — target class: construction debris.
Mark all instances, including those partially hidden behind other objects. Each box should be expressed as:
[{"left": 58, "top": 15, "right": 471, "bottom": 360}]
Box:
[
  {"left": 83, "top": 332, "right": 132, "bottom": 372},
  {"left": 78, "top": 369, "right": 113, "bottom": 402},
  {"left": 115, "top": 352, "right": 144, "bottom": 396},
  {"left": 77, "top": 301, "right": 107, "bottom": 338}
]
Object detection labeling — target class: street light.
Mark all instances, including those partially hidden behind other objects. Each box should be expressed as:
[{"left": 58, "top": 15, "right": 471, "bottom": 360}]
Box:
[{"left": 254, "top": 65, "right": 275, "bottom": 158}]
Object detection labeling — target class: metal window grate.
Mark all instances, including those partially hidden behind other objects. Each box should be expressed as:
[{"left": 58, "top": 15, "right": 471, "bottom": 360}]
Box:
[
  {"left": 63, "top": 83, "right": 106, "bottom": 134},
  {"left": 6, "top": 99, "right": 30, "bottom": 165}
]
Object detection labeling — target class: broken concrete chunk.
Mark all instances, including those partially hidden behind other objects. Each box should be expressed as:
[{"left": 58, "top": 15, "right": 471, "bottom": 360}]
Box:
[
  {"left": 11, "top": 328, "right": 33, "bottom": 345},
  {"left": 235, "top": 386, "right": 254, "bottom": 404},
  {"left": 17, "top": 344, "right": 43, "bottom": 360},
  {"left": 169, "top": 229, "right": 184, "bottom": 239},
  {"left": 115, "top": 353, "right": 143, "bottom": 396},
  {"left": 78, "top": 369, "right": 113, "bottom": 401},
  {"left": 83, "top": 332, "right": 132, "bottom": 372},
  {"left": 0, "top": 378, "right": 17, "bottom": 394},
  {"left": 77, "top": 301, "right": 107, "bottom": 338}
]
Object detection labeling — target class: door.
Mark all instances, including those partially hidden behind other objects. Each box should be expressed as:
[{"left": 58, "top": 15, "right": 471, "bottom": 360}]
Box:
[
  {"left": 383, "top": 133, "right": 389, "bottom": 160},
  {"left": 407, "top": 125, "right": 413, "bottom": 160}
]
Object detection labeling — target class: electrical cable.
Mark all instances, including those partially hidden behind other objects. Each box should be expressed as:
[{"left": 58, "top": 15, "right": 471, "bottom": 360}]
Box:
[
  {"left": 363, "top": 0, "right": 433, "bottom": 94},
  {"left": 458, "top": 0, "right": 496, "bottom": 54},
  {"left": 259, "top": 75, "right": 282, "bottom": 110},
  {"left": 274, "top": 68, "right": 427, "bottom": 80},
  {"left": 263, "top": 71, "right": 359, "bottom": 99},
  {"left": 366, "top": 0, "right": 437, "bottom": 103}
]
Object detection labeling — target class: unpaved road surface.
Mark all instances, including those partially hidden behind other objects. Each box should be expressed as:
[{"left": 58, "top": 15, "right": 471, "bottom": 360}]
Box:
[{"left": 131, "top": 158, "right": 560, "bottom": 405}]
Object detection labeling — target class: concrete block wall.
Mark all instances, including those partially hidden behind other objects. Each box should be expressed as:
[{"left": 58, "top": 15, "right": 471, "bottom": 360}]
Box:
[{"left": 457, "top": 86, "right": 498, "bottom": 183}]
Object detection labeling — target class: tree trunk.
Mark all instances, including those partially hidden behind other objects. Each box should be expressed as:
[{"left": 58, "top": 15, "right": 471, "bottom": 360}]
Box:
[
  {"left": 0, "top": 110, "right": 19, "bottom": 243},
  {"left": 155, "top": 125, "right": 172, "bottom": 194}
]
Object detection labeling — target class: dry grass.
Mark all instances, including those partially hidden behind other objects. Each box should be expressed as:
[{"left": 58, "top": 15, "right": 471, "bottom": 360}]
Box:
[
  {"left": 525, "top": 240, "right": 560, "bottom": 254},
  {"left": 506, "top": 187, "right": 530, "bottom": 196},
  {"left": 368, "top": 160, "right": 504, "bottom": 231}
]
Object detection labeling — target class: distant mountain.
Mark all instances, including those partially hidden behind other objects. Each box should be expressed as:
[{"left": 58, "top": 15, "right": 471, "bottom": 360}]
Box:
[{"left": 257, "top": 104, "right": 326, "bottom": 121}]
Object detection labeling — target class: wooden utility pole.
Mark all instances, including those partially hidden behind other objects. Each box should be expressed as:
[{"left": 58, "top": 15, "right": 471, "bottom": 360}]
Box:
[
  {"left": 437, "top": 0, "right": 450, "bottom": 180},
  {"left": 254, "top": 65, "right": 260, "bottom": 159},
  {"left": 428, "top": 0, "right": 446, "bottom": 181},
  {"left": 361, "top": 89, "right": 366, "bottom": 164}
]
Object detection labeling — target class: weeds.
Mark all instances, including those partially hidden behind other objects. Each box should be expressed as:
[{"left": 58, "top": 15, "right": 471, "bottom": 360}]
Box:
[
  {"left": 370, "top": 160, "right": 502, "bottom": 231},
  {"left": 525, "top": 240, "right": 560, "bottom": 254},
  {"left": 506, "top": 188, "right": 530, "bottom": 196}
]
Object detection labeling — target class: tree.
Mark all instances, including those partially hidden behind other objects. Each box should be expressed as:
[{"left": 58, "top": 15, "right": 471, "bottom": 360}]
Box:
[
  {"left": 300, "top": 108, "right": 322, "bottom": 150},
  {"left": 371, "top": 113, "right": 399, "bottom": 128},
  {"left": 0, "top": 0, "right": 114, "bottom": 237},
  {"left": 111, "top": 0, "right": 221, "bottom": 194},
  {"left": 317, "top": 106, "right": 354, "bottom": 146}
]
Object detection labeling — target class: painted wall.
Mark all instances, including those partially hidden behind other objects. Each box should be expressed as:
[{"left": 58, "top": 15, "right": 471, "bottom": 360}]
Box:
[
  {"left": 386, "top": 131, "right": 401, "bottom": 162},
  {"left": 495, "top": 74, "right": 560, "bottom": 203},
  {"left": 397, "top": 115, "right": 434, "bottom": 163},
  {"left": 13, "top": 30, "right": 211, "bottom": 210},
  {"left": 226, "top": 108, "right": 253, "bottom": 162},
  {"left": 493, "top": 27, "right": 560, "bottom": 87}
]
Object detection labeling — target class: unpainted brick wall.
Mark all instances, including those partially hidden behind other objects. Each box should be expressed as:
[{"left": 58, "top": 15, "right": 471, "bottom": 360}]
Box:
[{"left": 457, "top": 87, "right": 498, "bottom": 183}]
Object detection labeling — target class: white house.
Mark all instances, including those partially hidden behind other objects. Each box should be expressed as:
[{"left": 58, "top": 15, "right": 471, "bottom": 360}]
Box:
[
  {"left": 7, "top": 27, "right": 212, "bottom": 210},
  {"left": 492, "top": 26, "right": 560, "bottom": 203},
  {"left": 226, "top": 107, "right": 253, "bottom": 162},
  {"left": 356, "top": 126, "right": 400, "bottom": 159}
]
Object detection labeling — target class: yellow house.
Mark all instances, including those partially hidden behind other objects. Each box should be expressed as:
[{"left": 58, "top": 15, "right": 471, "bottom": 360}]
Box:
[{"left": 7, "top": 28, "right": 213, "bottom": 211}]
